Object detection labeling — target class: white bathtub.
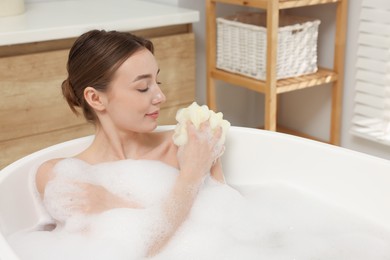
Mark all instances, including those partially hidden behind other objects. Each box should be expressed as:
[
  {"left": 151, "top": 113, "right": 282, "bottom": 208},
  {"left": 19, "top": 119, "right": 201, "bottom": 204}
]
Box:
[{"left": 1, "top": 126, "right": 390, "bottom": 259}]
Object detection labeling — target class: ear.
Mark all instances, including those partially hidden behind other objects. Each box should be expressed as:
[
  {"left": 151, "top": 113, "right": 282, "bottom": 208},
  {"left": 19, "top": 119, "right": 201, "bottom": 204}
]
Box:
[{"left": 84, "top": 87, "right": 107, "bottom": 112}]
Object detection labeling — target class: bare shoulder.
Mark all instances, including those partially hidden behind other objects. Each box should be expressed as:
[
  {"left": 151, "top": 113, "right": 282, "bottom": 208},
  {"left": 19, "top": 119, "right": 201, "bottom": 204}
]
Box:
[
  {"left": 159, "top": 129, "right": 177, "bottom": 150},
  {"left": 35, "top": 158, "right": 63, "bottom": 195}
]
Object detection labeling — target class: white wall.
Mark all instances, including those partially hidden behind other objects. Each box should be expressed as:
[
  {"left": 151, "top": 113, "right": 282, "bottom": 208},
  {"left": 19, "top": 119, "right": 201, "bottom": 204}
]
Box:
[{"left": 25, "top": 0, "right": 390, "bottom": 160}]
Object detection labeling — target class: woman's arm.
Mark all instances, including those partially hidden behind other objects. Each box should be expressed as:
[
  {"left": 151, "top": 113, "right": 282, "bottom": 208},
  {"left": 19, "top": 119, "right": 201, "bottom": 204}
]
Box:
[
  {"left": 147, "top": 122, "right": 222, "bottom": 256},
  {"left": 36, "top": 160, "right": 141, "bottom": 219},
  {"left": 36, "top": 158, "right": 61, "bottom": 195},
  {"left": 147, "top": 168, "right": 204, "bottom": 256}
]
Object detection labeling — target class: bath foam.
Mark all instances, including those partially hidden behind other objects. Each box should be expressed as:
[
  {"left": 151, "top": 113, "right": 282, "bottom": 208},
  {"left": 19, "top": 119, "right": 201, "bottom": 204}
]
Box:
[
  {"left": 8, "top": 159, "right": 390, "bottom": 260},
  {"left": 233, "top": 183, "right": 390, "bottom": 260},
  {"left": 8, "top": 159, "right": 264, "bottom": 259},
  {"left": 43, "top": 158, "right": 178, "bottom": 226}
]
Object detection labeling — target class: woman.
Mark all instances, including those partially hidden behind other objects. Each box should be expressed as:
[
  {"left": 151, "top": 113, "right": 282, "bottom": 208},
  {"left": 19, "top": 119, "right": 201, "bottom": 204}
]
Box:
[{"left": 34, "top": 30, "right": 225, "bottom": 257}]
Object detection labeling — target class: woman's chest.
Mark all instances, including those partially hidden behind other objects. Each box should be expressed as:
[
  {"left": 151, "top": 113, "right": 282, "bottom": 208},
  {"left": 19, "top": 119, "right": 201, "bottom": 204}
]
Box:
[
  {"left": 56, "top": 159, "right": 179, "bottom": 207},
  {"left": 98, "top": 160, "right": 178, "bottom": 205}
]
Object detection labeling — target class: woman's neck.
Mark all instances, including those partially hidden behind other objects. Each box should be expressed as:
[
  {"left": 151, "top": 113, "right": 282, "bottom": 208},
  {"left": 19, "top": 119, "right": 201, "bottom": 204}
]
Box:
[
  {"left": 77, "top": 125, "right": 154, "bottom": 164},
  {"left": 75, "top": 125, "right": 178, "bottom": 169}
]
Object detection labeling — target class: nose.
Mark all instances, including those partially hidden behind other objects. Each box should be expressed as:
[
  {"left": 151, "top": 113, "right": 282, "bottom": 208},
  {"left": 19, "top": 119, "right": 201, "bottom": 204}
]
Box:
[{"left": 152, "top": 85, "right": 166, "bottom": 105}]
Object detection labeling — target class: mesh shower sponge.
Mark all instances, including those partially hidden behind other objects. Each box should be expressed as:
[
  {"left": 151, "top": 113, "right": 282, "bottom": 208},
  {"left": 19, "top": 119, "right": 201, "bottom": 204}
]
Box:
[{"left": 172, "top": 102, "right": 231, "bottom": 147}]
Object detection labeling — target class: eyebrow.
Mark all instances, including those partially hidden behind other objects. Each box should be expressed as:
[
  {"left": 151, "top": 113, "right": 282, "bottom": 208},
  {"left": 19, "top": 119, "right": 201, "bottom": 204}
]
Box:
[{"left": 132, "top": 69, "right": 160, "bottom": 82}]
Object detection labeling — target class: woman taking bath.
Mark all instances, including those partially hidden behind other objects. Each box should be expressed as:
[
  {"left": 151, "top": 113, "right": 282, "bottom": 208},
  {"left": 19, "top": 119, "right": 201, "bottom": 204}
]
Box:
[
  {"left": 34, "top": 29, "right": 227, "bottom": 258},
  {"left": 9, "top": 29, "right": 259, "bottom": 260}
]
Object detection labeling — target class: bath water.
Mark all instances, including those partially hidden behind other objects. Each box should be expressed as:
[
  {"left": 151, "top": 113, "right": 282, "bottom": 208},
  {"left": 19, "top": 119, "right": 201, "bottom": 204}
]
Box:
[{"left": 7, "top": 159, "right": 390, "bottom": 259}]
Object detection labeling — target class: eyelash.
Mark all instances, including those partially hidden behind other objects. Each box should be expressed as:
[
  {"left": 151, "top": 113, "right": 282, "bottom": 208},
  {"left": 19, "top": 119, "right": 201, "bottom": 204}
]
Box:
[{"left": 138, "top": 81, "right": 162, "bottom": 93}]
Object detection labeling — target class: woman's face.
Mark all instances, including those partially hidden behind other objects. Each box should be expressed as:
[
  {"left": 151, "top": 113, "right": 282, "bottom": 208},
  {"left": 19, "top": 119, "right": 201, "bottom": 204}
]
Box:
[{"left": 103, "top": 48, "right": 166, "bottom": 133}]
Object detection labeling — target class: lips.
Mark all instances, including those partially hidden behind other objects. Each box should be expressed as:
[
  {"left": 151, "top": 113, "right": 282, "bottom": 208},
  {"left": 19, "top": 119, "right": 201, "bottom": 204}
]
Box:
[{"left": 146, "top": 111, "right": 159, "bottom": 119}]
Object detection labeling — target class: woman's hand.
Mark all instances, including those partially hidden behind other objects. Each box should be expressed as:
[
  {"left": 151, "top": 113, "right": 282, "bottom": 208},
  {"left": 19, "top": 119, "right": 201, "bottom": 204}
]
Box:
[
  {"left": 176, "top": 121, "right": 222, "bottom": 181},
  {"left": 65, "top": 182, "right": 142, "bottom": 215}
]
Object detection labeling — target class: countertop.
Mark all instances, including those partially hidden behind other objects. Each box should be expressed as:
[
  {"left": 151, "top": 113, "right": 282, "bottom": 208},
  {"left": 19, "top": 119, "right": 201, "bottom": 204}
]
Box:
[{"left": 0, "top": 0, "right": 199, "bottom": 46}]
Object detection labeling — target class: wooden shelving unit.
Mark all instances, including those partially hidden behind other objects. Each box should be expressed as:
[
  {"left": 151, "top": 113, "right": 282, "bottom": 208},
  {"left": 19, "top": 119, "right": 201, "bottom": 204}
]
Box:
[{"left": 206, "top": 0, "right": 348, "bottom": 145}]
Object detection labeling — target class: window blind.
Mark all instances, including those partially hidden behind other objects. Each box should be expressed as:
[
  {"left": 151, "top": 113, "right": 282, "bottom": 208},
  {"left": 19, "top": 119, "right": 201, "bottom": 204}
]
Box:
[{"left": 351, "top": 0, "right": 390, "bottom": 145}]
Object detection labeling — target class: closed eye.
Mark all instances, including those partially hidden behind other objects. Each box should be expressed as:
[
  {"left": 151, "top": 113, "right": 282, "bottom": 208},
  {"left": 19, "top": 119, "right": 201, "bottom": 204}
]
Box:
[
  {"left": 138, "top": 81, "right": 162, "bottom": 93},
  {"left": 137, "top": 87, "right": 149, "bottom": 93}
]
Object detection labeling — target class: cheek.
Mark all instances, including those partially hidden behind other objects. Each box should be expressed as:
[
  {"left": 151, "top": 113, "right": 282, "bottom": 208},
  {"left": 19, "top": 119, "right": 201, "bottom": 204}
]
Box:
[{"left": 108, "top": 96, "right": 147, "bottom": 121}]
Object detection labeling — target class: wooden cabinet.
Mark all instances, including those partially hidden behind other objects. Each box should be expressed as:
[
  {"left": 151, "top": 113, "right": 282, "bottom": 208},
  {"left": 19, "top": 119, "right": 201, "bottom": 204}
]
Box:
[
  {"left": 206, "top": 0, "right": 348, "bottom": 144},
  {"left": 0, "top": 24, "right": 195, "bottom": 168}
]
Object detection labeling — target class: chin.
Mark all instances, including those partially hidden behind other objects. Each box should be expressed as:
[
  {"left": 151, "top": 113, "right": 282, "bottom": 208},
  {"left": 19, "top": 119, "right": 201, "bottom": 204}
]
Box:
[
  {"left": 140, "top": 122, "right": 159, "bottom": 133},
  {"left": 150, "top": 123, "right": 159, "bottom": 132},
  {"left": 128, "top": 119, "right": 159, "bottom": 133}
]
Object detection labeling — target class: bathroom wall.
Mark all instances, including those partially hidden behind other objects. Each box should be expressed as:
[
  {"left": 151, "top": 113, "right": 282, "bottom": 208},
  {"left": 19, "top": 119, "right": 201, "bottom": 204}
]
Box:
[{"left": 24, "top": 0, "right": 390, "bottom": 160}]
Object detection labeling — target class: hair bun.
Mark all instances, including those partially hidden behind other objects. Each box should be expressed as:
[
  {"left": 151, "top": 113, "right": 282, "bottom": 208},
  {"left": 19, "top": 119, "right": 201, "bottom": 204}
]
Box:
[{"left": 61, "top": 78, "right": 80, "bottom": 115}]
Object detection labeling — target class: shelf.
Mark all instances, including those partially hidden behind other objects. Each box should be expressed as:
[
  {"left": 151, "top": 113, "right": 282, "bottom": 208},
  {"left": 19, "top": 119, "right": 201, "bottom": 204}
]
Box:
[
  {"left": 276, "top": 68, "right": 338, "bottom": 93},
  {"left": 210, "top": 0, "right": 341, "bottom": 10},
  {"left": 206, "top": 0, "right": 347, "bottom": 144},
  {"left": 279, "top": 0, "right": 340, "bottom": 9},
  {"left": 210, "top": 67, "right": 338, "bottom": 94}
]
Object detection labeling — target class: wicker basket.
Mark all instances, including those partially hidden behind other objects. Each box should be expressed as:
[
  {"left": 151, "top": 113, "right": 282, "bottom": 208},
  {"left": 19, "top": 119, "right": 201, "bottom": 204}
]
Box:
[{"left": 216, "top": 12, "right": 321, "bottom": 80}]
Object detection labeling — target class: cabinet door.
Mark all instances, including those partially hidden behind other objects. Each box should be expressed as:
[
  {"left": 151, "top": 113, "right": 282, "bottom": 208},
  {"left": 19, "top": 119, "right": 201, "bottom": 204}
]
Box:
[
  {"left": 153, "top": 32, "right": 195, "bottom": 124},
  {"left": 0, "top": 49, "right": 95, "bottom": 168},
  {"left": 0, "top": 32, "right": 195, "bottom": 168}
]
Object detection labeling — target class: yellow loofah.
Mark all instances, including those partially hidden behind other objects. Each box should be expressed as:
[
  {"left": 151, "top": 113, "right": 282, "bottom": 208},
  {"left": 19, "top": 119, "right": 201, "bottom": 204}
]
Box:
[{"left": 172, "top": 102, "right": 231, "bottom": 146}]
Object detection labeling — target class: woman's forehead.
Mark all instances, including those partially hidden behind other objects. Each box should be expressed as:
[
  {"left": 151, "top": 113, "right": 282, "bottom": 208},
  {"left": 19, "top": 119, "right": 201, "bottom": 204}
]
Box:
[{"left": 109, "top": 49, "right": 158, "bottom": 85}]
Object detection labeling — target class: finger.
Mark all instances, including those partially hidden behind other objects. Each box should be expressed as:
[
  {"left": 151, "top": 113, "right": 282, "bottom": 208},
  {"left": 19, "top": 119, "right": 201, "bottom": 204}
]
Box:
[
  {"left": 200, "top": 120, "right": 210, "bottom": 132},
  {"left": 213, "top": 126, "right": 222, "bottom": 140},
  {"left": 209, "top": 126, "right": 222, "bottom": 146},
  {"left": 217, "top": 145, "right": 225, "bottom": 157},
  {"left": 186, "top": 121, "right": 197, "bottom": 139},
  {"left": 186, "top": 121, "right": 195, "bottom": 132}
]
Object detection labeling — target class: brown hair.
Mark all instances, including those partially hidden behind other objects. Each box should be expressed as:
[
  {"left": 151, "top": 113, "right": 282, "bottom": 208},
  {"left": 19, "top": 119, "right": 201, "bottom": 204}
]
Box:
[{"left": 61, "top": 30, "right": 154, "bottom": 123}]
